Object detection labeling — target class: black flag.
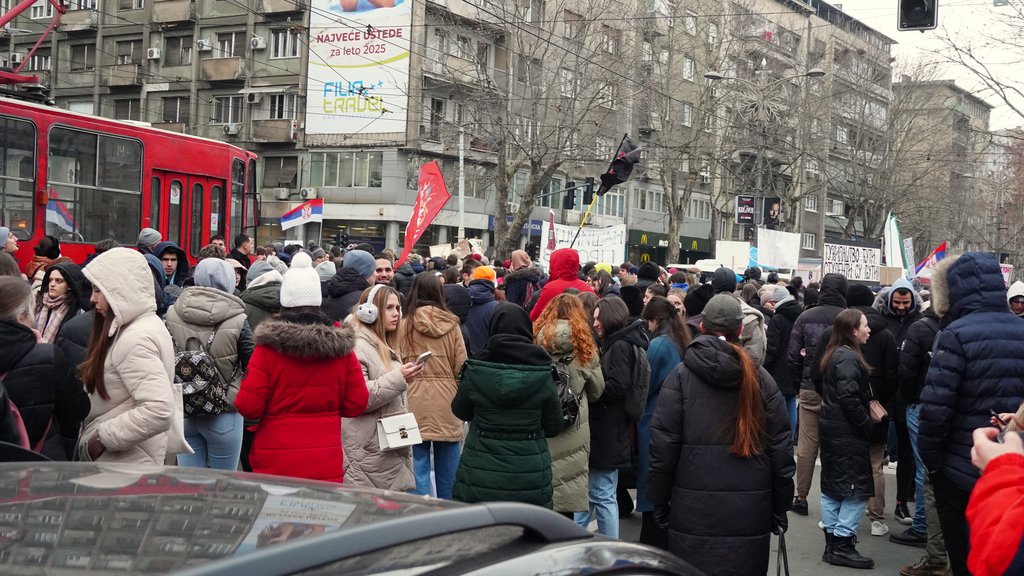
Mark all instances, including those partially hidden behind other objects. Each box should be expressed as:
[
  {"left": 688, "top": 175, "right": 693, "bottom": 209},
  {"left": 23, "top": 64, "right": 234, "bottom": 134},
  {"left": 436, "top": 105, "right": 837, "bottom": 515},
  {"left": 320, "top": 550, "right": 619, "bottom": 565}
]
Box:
[{"left": 598, "top": 135, "right": 641, "bottom": 195}]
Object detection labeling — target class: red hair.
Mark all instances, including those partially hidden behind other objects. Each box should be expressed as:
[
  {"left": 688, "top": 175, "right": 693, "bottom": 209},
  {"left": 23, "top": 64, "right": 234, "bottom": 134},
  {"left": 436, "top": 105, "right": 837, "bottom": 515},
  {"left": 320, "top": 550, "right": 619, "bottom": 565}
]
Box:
[
  {"left": 729, "top": 342, "right": 764, "bottom": 457},
  {"left": 533, "top": 294, "right": 598, "bottom": 365}
]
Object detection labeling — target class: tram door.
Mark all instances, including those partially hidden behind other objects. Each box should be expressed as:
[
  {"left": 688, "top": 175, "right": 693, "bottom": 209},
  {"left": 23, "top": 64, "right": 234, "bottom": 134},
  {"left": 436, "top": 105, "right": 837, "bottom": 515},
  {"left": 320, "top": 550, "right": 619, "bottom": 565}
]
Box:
[{"left": 152, "top": 170, "right": 227, "bottom": 261}]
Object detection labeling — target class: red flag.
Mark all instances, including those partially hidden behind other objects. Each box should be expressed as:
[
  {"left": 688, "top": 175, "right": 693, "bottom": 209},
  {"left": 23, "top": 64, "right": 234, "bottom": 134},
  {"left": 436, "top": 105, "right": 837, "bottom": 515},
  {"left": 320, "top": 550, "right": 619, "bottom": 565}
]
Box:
[
  {"left": 546, "top": 210, "right": 556, "bottom": 251},
  {"left": 400, "top": 161, "right": 451, "bottom": 263}
]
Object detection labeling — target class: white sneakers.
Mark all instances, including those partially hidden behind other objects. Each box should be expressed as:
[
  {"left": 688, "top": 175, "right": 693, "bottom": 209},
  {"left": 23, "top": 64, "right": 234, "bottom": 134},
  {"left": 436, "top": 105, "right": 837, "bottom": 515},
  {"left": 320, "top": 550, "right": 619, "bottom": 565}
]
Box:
[{"left": 871, "top": 520, "right": 890, "bottom": 536}]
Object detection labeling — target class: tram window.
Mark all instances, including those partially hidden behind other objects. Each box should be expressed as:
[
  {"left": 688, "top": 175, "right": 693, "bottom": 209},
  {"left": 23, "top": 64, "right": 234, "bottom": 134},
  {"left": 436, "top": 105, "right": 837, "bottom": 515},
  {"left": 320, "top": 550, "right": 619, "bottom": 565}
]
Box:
[
  {"left": 231, "top": 159, "right": 244, "bottom": 238},
  {"left": 150, "top": 177, "right": 161, "bottom": 229},
  {"left": 210, "top": 185, "right": 223, "bottom": 238},
  {"left": 248, "top": 158, "right": 257, "bottom": 227},
  {"left": 168, "top": 180, "right": 183, "bottom": 246},
  {"left": 190, "top": 183, "right": 203, "bottom": 258},
  {"left": 48, "top": 127, "right": 141, "bottom": 244},
  {"left": 0, "top": 117, "right": 36, "bottom": 239}
]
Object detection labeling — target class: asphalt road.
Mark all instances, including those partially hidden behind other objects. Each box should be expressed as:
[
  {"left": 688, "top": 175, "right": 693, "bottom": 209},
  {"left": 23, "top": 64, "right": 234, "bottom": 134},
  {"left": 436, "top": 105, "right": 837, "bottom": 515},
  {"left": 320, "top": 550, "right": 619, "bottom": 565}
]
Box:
[{"left": 617, "top": 463, "right": 930, "bottom": 575}]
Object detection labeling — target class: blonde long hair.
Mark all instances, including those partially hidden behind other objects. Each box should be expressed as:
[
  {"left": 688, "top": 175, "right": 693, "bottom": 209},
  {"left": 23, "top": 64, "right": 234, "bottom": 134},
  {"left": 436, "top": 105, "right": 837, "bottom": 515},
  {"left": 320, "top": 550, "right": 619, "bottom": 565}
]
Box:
[{"left": 353, "top": 285, "right": 403, "bottom": 370}]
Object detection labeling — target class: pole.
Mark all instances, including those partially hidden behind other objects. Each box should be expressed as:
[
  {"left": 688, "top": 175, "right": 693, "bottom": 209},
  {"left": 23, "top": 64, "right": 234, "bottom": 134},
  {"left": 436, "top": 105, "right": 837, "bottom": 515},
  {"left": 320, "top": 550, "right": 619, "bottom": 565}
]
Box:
[
  {"left": 458, "top": 125, "right": 466, "bottom": 242},
  {"left": 568, "top": 192, "right": 600, "bottom": 249}
]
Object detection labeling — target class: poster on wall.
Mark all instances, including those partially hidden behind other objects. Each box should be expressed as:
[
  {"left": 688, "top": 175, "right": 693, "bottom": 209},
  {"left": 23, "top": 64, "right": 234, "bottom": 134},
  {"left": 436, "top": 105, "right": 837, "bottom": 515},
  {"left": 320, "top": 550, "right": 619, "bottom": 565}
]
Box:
[
  {"left": 539, "top": 223, "right": 626, "bottom": 272},
  {"left": 823, "top": 239, "right": 881, "bottom": 283},
  {"left": 735, "top": 196, "right": 755, "bottom": 225},
  {"left": 762, "top": 197, "right": 781, "bottom": 229},
  {"left": 305, "top": 0, "right": 412, "bottom": 135}
]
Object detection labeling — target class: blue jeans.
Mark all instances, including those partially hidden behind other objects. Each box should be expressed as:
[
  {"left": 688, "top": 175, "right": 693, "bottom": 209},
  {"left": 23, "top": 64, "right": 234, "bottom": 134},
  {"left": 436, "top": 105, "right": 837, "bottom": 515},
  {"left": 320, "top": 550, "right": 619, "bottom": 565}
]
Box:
[
  {"left": 784, "top": 394, "right": 798, "bottom": 443},
  {"left": 906, "top": 403, "right": 927, "bottom": 533},
  {"left": 575, "top": 468, "right": 619, "bottom": 539},
  {"left": 411, "top": 441, "right": 461, "bottom": 500},
  {"left": 178, "top": 411, "right": 244, "bottom": 470},
  {"left": 821, "top": 494, "right": 869, "bottom": 538}
]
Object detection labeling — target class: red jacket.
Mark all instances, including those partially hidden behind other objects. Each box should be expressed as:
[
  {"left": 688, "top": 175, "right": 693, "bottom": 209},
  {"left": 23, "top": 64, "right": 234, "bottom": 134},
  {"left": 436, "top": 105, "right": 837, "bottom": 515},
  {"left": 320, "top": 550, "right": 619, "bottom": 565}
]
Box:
[
  {"left": 967, "top": 452, "right": 1024, "bottom": 576},
  {"left": 235, "top": 315, "right": 369, "bottom": 482},
  {"left": 529, "top": 249, "right": 594, "bottom": 321}
]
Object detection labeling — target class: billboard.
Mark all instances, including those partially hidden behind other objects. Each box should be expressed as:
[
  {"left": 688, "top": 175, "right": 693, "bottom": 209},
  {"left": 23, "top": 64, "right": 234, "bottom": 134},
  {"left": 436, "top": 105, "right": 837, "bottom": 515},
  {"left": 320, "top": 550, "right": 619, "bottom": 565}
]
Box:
[
  {"left": 735, "top": 196, "right": 755, "bottom": 225},
  {"left": 305, "top": 0, "right": 412, "bottom": 135}
]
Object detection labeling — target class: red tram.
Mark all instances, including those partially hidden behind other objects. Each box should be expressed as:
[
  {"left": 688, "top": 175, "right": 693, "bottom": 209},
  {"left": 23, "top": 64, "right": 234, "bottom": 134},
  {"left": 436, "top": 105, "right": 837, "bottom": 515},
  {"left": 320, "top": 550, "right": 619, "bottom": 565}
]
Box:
[{"left": 0, "top": 97, "right": 260, "bottom": 270}]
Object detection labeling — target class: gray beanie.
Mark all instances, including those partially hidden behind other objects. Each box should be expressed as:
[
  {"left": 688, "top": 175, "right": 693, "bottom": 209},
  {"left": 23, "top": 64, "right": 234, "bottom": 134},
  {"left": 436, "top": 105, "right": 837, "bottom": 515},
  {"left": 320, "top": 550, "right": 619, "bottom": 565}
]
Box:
[
  {"left": 701, "top": 294, "right": 744, "bottom": 334},
  {"left": 193, "top": 258, "right": 236, "bottom": 293},
  {"left": 138, "top": 227, "right": 161, "bottom": 247},
  {"left": 0, "top": 226, "right": 8, "bottom": 248},
  {"left": 246, "top": 259, "right": 274, "bottom": 287},
  {"left": 311, "top": 247, "right": 326, "bottom": 261},
  {"left": 772, "top": 286, "right": 789, "bottom": 303},
  {"left": 343, "top": 249, "right": 376, "bottom": 280},
  {"left": 266, "top": 255, "right": 288, "bottom": 276},
  {"left": 315, "top": 260, "right": 336, "bottom": 282}
]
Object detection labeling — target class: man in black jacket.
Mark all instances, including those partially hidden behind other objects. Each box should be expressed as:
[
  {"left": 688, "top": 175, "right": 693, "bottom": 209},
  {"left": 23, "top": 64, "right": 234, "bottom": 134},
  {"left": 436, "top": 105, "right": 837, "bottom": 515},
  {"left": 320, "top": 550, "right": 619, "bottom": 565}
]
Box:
[
  {"left": 764, "top": 286, "right": 801, "bottom": 441},
  {"left": 322, "top": 249, "right": 377, "bottom": 321}
]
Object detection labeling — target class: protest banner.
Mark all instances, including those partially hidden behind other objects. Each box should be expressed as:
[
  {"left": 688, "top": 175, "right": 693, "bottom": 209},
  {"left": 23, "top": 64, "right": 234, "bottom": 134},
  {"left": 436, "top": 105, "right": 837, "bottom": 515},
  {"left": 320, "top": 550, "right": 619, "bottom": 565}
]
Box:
[
  {"left": 823, "top": 239, "right": 881, "bottom": 283},
  {"left": 756, "top": 228, "right": 800, "bottom": 269},
  {"left": 539, "top": 223, "right": 626, "bottom": 271},
  {"left": 714, "top": 241, "right": 750, "bottom": 272},
  {"left": 1001, "top": 263, "right": 1014, "bottom": 287}
]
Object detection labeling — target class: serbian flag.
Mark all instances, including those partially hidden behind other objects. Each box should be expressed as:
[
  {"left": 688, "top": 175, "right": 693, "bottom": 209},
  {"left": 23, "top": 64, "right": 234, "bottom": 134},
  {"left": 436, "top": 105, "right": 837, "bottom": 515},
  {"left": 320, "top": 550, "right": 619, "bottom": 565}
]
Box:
[
  {"left": 399, "top": 161, "right": 450, "bottom": 263},
  {"left": 546, "top": 210, "right": 556, "bottom": 251},
  {"left": 280, "top": 198, "right": 324, "bottom": 231},
  {"left": 915, "top": 241, "right": 947, "bottom": 281},
  {"left": 46, "top": 193, "right": 78, "bottom": 233}
]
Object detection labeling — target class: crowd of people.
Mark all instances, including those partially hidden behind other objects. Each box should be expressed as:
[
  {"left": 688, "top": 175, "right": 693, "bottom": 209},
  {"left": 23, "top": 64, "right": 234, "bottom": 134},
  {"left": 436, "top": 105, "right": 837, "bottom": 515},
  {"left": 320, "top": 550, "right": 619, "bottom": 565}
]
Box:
[{"left": 2, "top": 222, "right": 1024, "bottom": 576}]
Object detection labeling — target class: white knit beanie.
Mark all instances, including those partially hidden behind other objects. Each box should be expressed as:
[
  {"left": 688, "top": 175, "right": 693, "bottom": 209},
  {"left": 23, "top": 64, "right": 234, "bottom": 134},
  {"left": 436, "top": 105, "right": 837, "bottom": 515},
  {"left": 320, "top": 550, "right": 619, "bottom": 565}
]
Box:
[{"left": 280, "top": 252, "right": 322, "bottom": 307}]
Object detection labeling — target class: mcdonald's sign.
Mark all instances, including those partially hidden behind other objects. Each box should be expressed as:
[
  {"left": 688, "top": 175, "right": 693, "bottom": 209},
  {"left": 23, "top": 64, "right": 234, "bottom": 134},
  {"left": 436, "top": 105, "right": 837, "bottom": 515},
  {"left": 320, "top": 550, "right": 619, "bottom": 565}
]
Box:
[
  {"left": 639, "top": 252, "right": 651, "bottom": 263},
  {"left": 680, "top": 236, "right": 711, "bottom": 252}
]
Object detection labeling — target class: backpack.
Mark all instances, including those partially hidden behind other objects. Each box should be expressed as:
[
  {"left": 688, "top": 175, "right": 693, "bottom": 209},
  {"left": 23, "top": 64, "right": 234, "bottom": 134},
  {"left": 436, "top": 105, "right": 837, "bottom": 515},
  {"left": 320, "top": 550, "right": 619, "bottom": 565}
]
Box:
[
  {"left": 623, "top": 345, "right": 651, "bottom": 422},
  {"left": 551, "top": 354, "right": 582, "bottom": 430},
  {"left": 173, "top": 328, "right": 230, "bottom": 417}
]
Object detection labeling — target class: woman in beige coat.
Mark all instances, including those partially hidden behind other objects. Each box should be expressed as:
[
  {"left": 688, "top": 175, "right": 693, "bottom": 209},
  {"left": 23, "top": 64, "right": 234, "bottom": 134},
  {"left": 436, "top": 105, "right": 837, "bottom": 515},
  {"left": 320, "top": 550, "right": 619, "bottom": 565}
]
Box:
[
  {"left": 77, "top": 248, "right": 190, "bottom": 464},
  {"left": 399, "top": 273, "right": 467, "bottom": 499},
  {"left": 344, "top": 284, "right": 422, "bottom": 491},
  {"left": 533, "top": 293, "right": 605, "bottom": 515}
]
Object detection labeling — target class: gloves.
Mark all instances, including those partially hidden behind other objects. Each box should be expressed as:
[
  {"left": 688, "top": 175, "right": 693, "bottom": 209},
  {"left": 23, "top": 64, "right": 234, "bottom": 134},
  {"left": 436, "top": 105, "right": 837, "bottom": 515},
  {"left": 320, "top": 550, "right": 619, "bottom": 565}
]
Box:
[
  {"left": 771, "top": 511, "right": 788, "bottom": 535},
  {"left": 653, "top": 505, "right": 671, "bottom": 530}
]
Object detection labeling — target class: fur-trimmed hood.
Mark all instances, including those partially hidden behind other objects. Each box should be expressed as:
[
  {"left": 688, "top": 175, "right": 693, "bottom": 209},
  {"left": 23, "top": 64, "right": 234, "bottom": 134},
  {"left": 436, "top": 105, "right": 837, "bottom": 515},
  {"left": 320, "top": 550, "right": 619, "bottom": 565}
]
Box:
[
  {"left": 504, "top": 265, "right": 541, "bottom": 283},
  {"left": 254, "top": 313, "right": 356, "bottom": 359},
  {"left": 929, "top": 255, "right": 957, "bottom": 319}
]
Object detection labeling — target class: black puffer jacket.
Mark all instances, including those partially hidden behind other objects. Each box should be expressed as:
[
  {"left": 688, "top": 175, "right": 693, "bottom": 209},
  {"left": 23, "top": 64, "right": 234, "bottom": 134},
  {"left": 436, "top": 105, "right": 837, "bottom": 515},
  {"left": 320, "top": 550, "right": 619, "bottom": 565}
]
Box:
[
  {"left": 322, "top": 268, "right": 370, "bottom": 322},
  {"left": 589, "top": 320, "right": 648, "bottom": 470},
  {"left": 819, "top": 345, "right": 873, "bottom": 499},
  {"left": 897, "top": 309, "right": 941, "bottom": 405},
  {"left": 648, "top": 335, "right": 794, "bottom": 576},
  {"left": 787, "top": 273, "right": 847, "bottom": 391},
  {"left": 765, "top": 298, "right": 801, "bottom": 396},
  {"left": 443, "top": 284, "right": 471, "bottom": 324},
  {"left": 919, "top": 252, "right": 1024, "bottom": 491},
  {"left": 0, "top": 317, "right": 90, "bottom": 459},
  {"left": 392, "top": 262, "right": 415, "bottom": 297}
]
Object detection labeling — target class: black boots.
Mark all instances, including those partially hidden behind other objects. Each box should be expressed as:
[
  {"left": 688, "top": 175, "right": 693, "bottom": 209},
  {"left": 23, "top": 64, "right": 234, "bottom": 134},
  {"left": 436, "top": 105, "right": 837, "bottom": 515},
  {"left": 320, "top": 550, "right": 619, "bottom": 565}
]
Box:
[{"left": 825, "top": 534, "right": 874, "bottom": 569}]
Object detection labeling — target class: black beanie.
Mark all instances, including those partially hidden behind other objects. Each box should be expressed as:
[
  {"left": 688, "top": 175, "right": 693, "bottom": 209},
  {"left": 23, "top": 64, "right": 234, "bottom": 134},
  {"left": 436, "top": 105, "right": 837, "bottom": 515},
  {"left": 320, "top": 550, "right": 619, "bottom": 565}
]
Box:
[
  {"left": 35, "top": 235, "right": 60, "bottom": 259},
  {"left": 846, "top": 284, "right": 876, "bottom": 307},
  {"left": 637, "top": 261, "right": 660, "bottom": 281},
  {"left": 711, "top": 266, "right": 737, "bottom": 294},
  {"left": 684, "top": 283, "right": 715, "bottom": 317}
]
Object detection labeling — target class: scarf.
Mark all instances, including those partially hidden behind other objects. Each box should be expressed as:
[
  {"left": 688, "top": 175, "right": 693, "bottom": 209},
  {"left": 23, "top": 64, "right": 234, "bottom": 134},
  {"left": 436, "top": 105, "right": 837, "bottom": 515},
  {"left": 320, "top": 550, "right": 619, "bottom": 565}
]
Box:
[{"left": 36, "top": 293, "right": 70, "bottom": 343}]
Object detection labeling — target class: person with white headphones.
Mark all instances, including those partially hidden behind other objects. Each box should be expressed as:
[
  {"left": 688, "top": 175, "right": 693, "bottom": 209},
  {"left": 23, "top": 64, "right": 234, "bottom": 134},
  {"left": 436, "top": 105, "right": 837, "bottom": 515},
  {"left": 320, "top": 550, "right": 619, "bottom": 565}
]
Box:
[{"left": 343, "top": 283, "right": 422, "bottom": 490}]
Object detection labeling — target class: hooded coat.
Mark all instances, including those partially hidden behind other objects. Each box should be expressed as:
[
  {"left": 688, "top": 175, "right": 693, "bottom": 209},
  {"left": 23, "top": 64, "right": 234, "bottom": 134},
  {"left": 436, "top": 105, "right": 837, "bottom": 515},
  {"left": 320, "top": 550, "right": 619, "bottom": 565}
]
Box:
[
  {"left": 872, "top": 276, "right": 924, "bottom": 346},
  {"left": 443, "top": 283, "right": 471, "bottom": 324},
  {"left": 765, "top": 298, "right": 802, "bottom": 396},
  {"left": 738, "top": 297, "right": 767, "bottom": 367},
  {"left": 528, "top": 249, "right": 594, "bottom": 321},
  {"left": 463, "top": 279, "right": 498, "bottom": 356},
  {"left": 647, "top": 335, "right": 794, "bottom": 576},
  {"left": 35, "top": 262, "right": 91, "bottom": 336},
  {"left": 77, "top": 248, "right": 190, "bottom": 464},
  {"left": 898, "top": 308, "right": 942, "bottom": 405},
  {"left": 787, "top": 273, "right": 848, "bottom": 391},
  {"left": 399, "top": 305, "right": 468, "bottom": 442},
  {"left": 342, "top": 324, "right": 416, "bottom": 491},
  {"left": 153, "top": 241, "right": 190, "bottom": 287},
  {"left": 234, "top": 313, "right": 368, "bottom": 482},
  {"left": 819, "top": 345, "right": 874, "bottom": 499},
  {"left": 590, "top": 319, "right": 649, "bottom": 470},
  {"left": 538, "top": 320, "right": 605, "bottom": 513},
  {"left": 392, "top": 262, "right": 416, "bottom": 297},
  {"left": 919, "top": 252, "right": 1024, "bottom": 492},
  {"left": 323, "top": 267, "right": 371, "bottom": 322},
  {"left": 503, "top": 265, "right": 541, "bottom": 309},
  {"left": 143, "top": 253, "right": 171, "bottom": 316},
  {"left": 1008, "top": 281, "right": 1024, "bottom": 317},
  {"left": 240, "top": 279, "right": 282, "bottom": 331},
  {"left": 452, "top": 303, "right": 563, "bottom": 507}
]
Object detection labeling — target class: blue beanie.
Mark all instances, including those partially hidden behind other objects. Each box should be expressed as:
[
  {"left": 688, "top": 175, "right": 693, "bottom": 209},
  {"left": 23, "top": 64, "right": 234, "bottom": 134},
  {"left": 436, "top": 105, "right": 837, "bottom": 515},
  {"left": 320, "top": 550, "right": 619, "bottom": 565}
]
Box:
[
  {"left": 343, "top": 249, "right": 376, "bottom": 279},
  {"left": 193, "top": 258, "right": 236, "bottom": 293}
]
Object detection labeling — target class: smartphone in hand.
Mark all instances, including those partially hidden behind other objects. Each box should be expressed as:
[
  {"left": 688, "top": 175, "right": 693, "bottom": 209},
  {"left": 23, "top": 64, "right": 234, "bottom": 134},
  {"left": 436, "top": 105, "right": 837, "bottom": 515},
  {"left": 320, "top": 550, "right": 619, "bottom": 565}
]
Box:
[{"left": 415, "top": 351, "right": 433, "bottom": 366}]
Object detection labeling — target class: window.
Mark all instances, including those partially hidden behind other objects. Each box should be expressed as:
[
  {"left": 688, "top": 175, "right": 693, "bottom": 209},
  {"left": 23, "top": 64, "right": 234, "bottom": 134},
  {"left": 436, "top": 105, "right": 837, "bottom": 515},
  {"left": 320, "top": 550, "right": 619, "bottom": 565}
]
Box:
[
  {"left": 263, "top": 156, "right": 298, "bottom": 188},
  {"left": 702, "top": 113, "right": 713, "bottom": 133},
  {"left": 559, "top": 67, "right": 575, "bottom": 97},
  {"left": 230, "top": 160, "right": 244, "bottom": 238},
  {"left": 268, "top": 93, "right": 297, "bottom": 119},
  {"left": 516, "top": 56, "right": 542, "bottom": 87},
  {"left": 26, "top": 49, "right": 50, "bottom": 71},
  {"left": 596, "top": 188, "right": 624, "bottom": 218},
  {"left": 708, "top": 22, "right": 719, "bottom": 47},
  {"left": 30, "top": 0, "right": 52, "bottom": 19},
  {"left": 210, "top": 185, "right": 223, "bottom": 237},
  {"left": 162, "top": 96, "right": 189, "bottom": 123},
  {"left": 681, "top": 102, "right": 693, "bottom": 126},
  {"left": 563, "top": 10, "right": 581, "bottom": 38},
  {"left": 430, "top": 27, "right": 447, "bottom": 59},
  {"left": 66, "top": 0, "right": 96, "bottom": 9},
  {"left": 475, "top": 41, "right": 492, "bottom": 77},
  {"left": 804, "top": 194, "right": 818, "bottom": 212},
  {"left": 601, "top": 26, "right": 619, "bottom": 54},
  {"left": 190, "top": 183, "right": 204, "bottom": 258},
  {"left": 217, "top": 32, "right": 245, "bottom": 58},
  {"left": 271, "top": 29, "right": 299, "bottom": 59},
  {"left": 827, "top": 198, "right": 844, "bottom": 215},
  {"left": 683, "top": 57, "right": 695, "bottom": 81},
  {"left": 165, "top": 36, "right": 192, "bottom": 66},
  {"left": 802, "top": 232, "right": 816, "bottom": 250},
  {"left": 595, "top": 137, "right": 613, "bottom": 159},
  {"left": 0, "top": 118, "right": 36, "bottom": 239},
  {"left": 421, "top": 97, "right": 443, "bottom": 140},
  {"left": 526, "top": 0, "right": 543, "bottom": 24},
  {"left": 114, "top": 99, "right": 140, "bottom": 121},
  {"left": 47, "top": 128, "right": 142, "bottom": 244},
  {"left": 455, "top": 36, "right": 471, "bottom": 59},
  {"left": 213, "top": 95, "right": 242, "bottom": 124},
  {"left": 168, "top": 180, "right": 182, "bottom": 245},
  {"left": 150, "top": 177, "right": 160, "bottom": 230},
  {"left": 309, "top": 151, "right": 383, "bottom": 188},
  {"left": 118, "top": 0, "right": 143, "bottom": 9},
  {"left": 116, "top": 40, "right": 141, "bottom": 65},
  {"left": 834, "top": 125, "right": 848, "bottom": 145},
  {"left": 684, "top": 11, "right": 697, "bottom": 35}
]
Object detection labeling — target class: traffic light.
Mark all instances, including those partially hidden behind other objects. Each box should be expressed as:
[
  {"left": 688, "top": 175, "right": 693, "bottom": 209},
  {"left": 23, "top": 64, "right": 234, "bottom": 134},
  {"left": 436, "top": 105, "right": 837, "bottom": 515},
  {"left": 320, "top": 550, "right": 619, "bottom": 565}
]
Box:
[
  {"left": 898, "top": 0, "right": 937, "bottom": 31},
  {"left": 563, "top": 181, "right": 576, "bottom": 210},
  {"left": 583, "top": 177, "right": 595, "bottom": 205},
  {"left": 526, "top": 242, "right": 539, "bottom": 260}
]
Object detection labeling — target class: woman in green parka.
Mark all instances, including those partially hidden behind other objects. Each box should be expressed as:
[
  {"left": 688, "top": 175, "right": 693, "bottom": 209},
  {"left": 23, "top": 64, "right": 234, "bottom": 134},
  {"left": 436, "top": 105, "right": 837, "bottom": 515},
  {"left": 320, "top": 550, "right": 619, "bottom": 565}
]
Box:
[{"left": 452, "top": 302, "right": 564, "bottom": 508}]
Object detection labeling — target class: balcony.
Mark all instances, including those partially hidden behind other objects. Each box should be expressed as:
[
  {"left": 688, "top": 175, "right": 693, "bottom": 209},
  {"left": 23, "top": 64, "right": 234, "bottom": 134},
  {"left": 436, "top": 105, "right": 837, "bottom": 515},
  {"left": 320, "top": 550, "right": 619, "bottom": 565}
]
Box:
[
  {"left": 152, "top": 0, "right": 195, "bottom": 24},
  {"left": 252, "top": 119, "right": 297, "bottom": 142},
  {"left": 153, "top": 122, "right": 187, "bottom": 133},
  {"left": 60, "top": 9, "right": 98, "bottom": 32},
  {"left": 200, "top": 58, "right": 245, "bottom": 82},
  {"left": 102, "top": 64, "right": 141, "bottom": 87},
  {"left": 422, "top": 54, "right": 492, "bottom": 88},
  {"left": 260, "top": 0, "right": 306, "bottom": 13}
]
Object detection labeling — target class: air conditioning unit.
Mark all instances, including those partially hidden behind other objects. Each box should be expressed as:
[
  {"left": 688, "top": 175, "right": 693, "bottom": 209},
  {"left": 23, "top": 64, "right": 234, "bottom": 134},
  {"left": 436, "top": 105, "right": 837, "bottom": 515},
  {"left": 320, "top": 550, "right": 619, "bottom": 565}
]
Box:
[
  {"left": 196, "top": 39, "right": 213, "bottom": 52},
  {"left": 272, "top": 187, "right": 289, "bottom": 200},
  {"left": 250, "top": 36, "right": 267, "bottom": 50},
  {"left": 146, "top": 47, "right": 161, "bottom": 60},
  {"left": 10, "top": 52, "right": 25, "bottom": 65},
  {"left": 299, "top": 187, "right": 318, "bottom": 200},
  {"left": 223, "top": 122, "right": 241, "bottom": 135},
  {"left": 245, "top": 92, "right": 263, "bottom": 105}
]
